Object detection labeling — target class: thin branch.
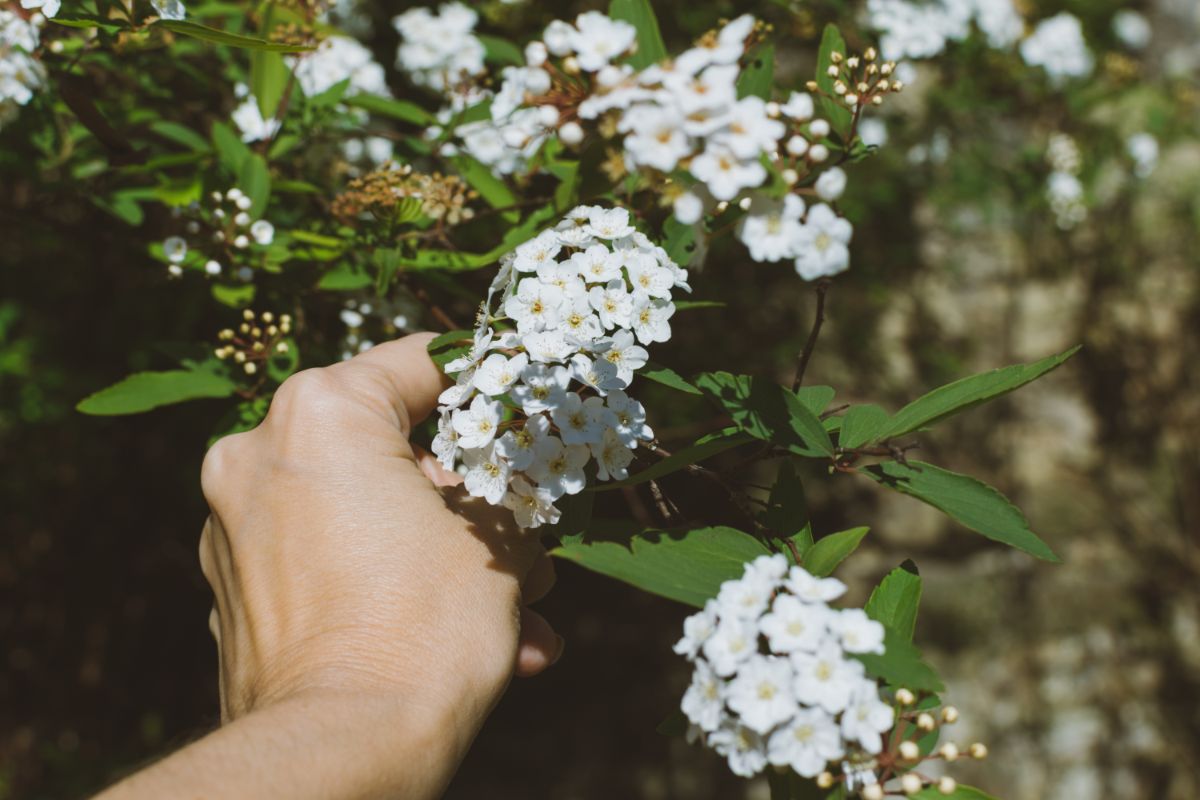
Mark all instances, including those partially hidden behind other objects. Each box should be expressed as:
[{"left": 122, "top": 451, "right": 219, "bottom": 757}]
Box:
[{"left": 792, "top": 278, "right": 831, "bottom": 392}]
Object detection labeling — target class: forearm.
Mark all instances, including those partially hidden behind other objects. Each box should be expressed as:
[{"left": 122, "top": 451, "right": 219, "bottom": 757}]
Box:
[{"left": 94, "top": 688, "right": 465, "bottom": 800}]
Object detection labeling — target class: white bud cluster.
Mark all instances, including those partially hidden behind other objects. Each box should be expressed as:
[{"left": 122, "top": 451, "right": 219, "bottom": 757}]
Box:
[
  {"left": 674, "top": 554, "right": 895, "bottom": 783},
  {"left": 392, "top": 2, "right": 485, "bottom": 93},
  {"left": 432, "top": 205, "right": 688, "bottom": 529},
  {"left": 0, "top": 8, "right": 47, "bottom": 132},
  {"left": 1044, "top": 133, "right": 1086, "bottom": 230},
  {"left": 161, "top": 187, "right": 274, "bottom": 279}
]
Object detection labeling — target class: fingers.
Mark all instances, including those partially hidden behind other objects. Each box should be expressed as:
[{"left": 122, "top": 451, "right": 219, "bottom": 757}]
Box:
[
  {"left": 522, "top": 551, "right": 556, "bottom": 605},
  {"left": 514, "top": 607, "right": 564, "bottom": 678},
  {"left": 413, "top": 444, "right": 464, "bottom": 488},
  {"left": 344, "top": 332, "right": 447, "bottom": 433}
]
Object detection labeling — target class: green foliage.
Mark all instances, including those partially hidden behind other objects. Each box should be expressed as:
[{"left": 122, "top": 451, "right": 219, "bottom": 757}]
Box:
[
  {"left": 608, "top": 0, "right": 668, "bottom": 69},
  {"left": 914, "top": 787, "right": 999, "bottom": 800},
  {"left": 695, "top": 372, "right": 834, "bottom": 458},
  {"left": 76, "top": 367, "right": 237, "bottom": 416},
  {"left": 592, "top": 429, "right": 752, "bottom": 491},
  {"left": 865, "top": 563, "right": 923, "bottom": 642},
  {"left": 802, "top": 527, "right": 869, "bottom": 577},
  {"left": 551, "top": 526, "right": 769, "bottom": 607},
  {"left": 863, "top": 461, "right": 1059, "bottom": 561},
  {"left": 814, "top": 24, "right": 854, "bottom": 138},
  {"left": 157, "top": 20, "right": 313, "bottom": 53},
  {"left": 737, "top": 44, "right": 775, "bottom": 100}
]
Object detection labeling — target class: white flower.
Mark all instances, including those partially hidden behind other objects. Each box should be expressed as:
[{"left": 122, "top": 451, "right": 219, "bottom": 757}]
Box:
[
  {"left": 523, "top": 329, "right": 578, "bottom": 363},
  {"left": 231, "top": 94, "right": 281, "bottom": 142},
  {"left": 691, "top": 143, "right": 766, "bottom": 201},
  {"left": 790, "top": 641, "right": 865, "bottom": 714},
  {"left": 596, "top": 330, "right": 648, "bottom": 384},
  {"left": 462, "top": 443, "right": 511, "bottom": 504},
  {"left": 793, "top": 204, "right": 853, "bottom": 281},
  {"left": 588, "top": 280, "right": 634, "bottom": 329},
  {"left": 681, "top": 658, "right": 726, "bottom": 732},
  {"left": 151, "top": 0, "right": 186, "bottom": 20},
  {"left": 586, "top": 206, "right": 636, "bottom": 239},
  {"left": 703, "top": 617, "right": 759, "bottom": 677},
  {"left": 506, "top": 277, "right": 565, "bottom": 332},
  {"left": 293, "top": 36, "right": 388, "bottom": 98},
  {"left": 163, "top": 236, "right": 188, "bottom": 264},
  {"left": 510, "top": 364, "right": 570, "bottom": 415},
  {"left": 767, "top": 707, "right": 845, "bottom": 777},
  {"left": 495, "top": 412, "right": 550, "bottom": 470},
  {"left": 552, "top": 392, "right": 611, "bottom": 445},
  {"left": 709, "top": 723, "right": 768, "bottom": 778},
  {"left": 760, "top": 594, "right": 829, "bottom": 654},
  {"left": 502, "top": 475, "right": 561, "bottom": 529},
  {"left": 569, "top": 353, "right": 627, "bottom": 395},
  {"left": 1113, "top": 9, "right": 1151, "bottom": 50},
  {"left": 473, "top": 352, "right": 529, "bottom": 396},
  {"left": 569, "top": 11, "right": 637, "bottom": 72},
  {"left": 393, "top": 2, "right": 486, "bottom": 92},
  {"left": 832, "top": 609, "right": 887, "bottom": 655},
  {"left": 726, "top": 655, "right": 798, "bottom": 734},
  {"left": 572, "top": 244, "right": 623, "bottom": 283},
  {"left": 250, "top": 220, "right": 274, "bottom": 245},
  {"left": 606, "top": 390, "right": 652, "bottom": 446},
  {"left": 858, "top": 118, "right": 889, "bottom": 149},
  {"left": 621, "top": 105, "right": 690, "bottom": 171},
  {"left": 673, "top": 191, "right": 705, "bottom": 224},
  {"left": 815, "top": 167, "right": 847, "bottom": 202},
  {"left": 1020, "top": 13, "right": 1094, "bottom": 83},
  {"left": 785, "top": 566, "right": 846, "bottom": 604},
  {"left": 451, "top": 394, "right": 503, "bottom": 449},
  {"left": 20, "top": 0, "right": 60, "bottom": 18},
  {"left": 737, "top": 194, "right": 805, "bottom": 263},
  {"left": 590, "top": 428, "right": 635, "bottom": 481},
  {"left": 674, "top": 601, "right": 718, "bottom": 659},
  {"left": 715, "top": 97, "right": 785, "bottom": 160},
  {"left": 840, "top": 681, "right": 896, "bottom": 753},
  {"left": 513, "top": 230, "right": 563, "bottom": 272},
  {"left": 630, "top": 295, "right": 675, "bottom": 345},
  {"left": 431, "top": 412, "right": 461, "bottom": 469},
  {"left": 716, "top": 571, "right": 774, "bottom": 621},
  {"left": 1127, "top": 132, "right": 1158, "bottom": 178},
  {"left": 542, "top": 19, "right": 576, "bottom": 57},
  {"left": 780, "top": 91, "right": 814, "bottom": 121},
  {"left": 527, "top": 435, "right": 590, "bottom": 497},
  {"left": 445, "top": 327, "right": 494, "bottom": 374}
]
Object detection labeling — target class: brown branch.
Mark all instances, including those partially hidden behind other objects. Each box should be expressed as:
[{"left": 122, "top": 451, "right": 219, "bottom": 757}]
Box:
[{"left": 792, "top": 278, "right": 831, "bottom": 391}]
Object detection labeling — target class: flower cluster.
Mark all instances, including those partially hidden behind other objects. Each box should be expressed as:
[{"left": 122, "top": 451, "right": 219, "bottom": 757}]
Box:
[
  {"left": 330, "top": 162, "right": 476, "bottom": 225},
  {"left": 392, "top": 2, "right": 485, "bottom": 94},
  {"left": 868, "top": 0, "right": 1023, "bottom": 60},
  {"left": 1126, "top": 132, "right": 1159, "bottom": 180},
  {"left": 0, "top": 8, "right": 46, "bottom": 131},
  {"left": 161, "top": 187, "right": 275, "bottom": 279},
  {"left": 292, "top": 34, "right": 389, "bottom": 99},
  {"left": 674, "top": 554, "right": 894, "bottom": 783},
  {"left": 1044, "top": 133, "right": 1086, "bottom": 230},
  {"left": 214, "top": 309, "right": 292, "bottom": 376},
  {"left": 431, "top": 205, "right": 688, "bottom": 528},
  {"left": 1019, "top": 13, "right": 1094, "bottom": 83}
]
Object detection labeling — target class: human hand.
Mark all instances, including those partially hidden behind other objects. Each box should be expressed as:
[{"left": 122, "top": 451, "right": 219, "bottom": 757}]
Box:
[{"left": 196, "top": 332, "right": 560, "bottom": 794}]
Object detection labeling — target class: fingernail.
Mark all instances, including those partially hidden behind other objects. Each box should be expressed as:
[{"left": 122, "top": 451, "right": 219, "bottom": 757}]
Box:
[{"left": 552, "top": 634, "right": 566, "bottom": 665}]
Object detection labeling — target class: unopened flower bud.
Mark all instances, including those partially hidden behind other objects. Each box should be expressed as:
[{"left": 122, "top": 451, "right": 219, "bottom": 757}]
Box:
[
  {"left": 938, "top": 777, "right": 957, "bottom": 795},
  {"left": 234, "top": 235, "right": 250, "bottom": 249},
  {"left": 243, "top": 361, "right": 257, "bottom": 375},
  {"left": 562, "top": 56, "right": 581, "bottom": 75},
  {"left": 847, "top": 56, "right": 860, "bottom": 69},
  {"left": 834, "top": 81, "right": 847, "bottom": 95},
  {"left": 830, "top": 52, "right": 843, "bottom": 64},
  {"left": 844, "top": 94, "right": 859, "bottom": 106},
  {"left": 781, "top": 168, "right": 799, "bottom": 185},
  {"left": 862, "top": 784, "right": 884, "bottom": 800},
  {"left": 243, "top": 309, "right": 255, "bottom": 321},
  {"left": 817, "top": 772, "right": 834, "bottom": 789},
  {"left": 871, "top": 95, "right": 884, "bottom": 106},
  {"left": 786, "top": 136, "right": 809, "bottom": 156},
  {"left": 969, "top": 743, "right": 989, "bottom": 760},
  {"left": 941, "top": 706, "right": 959, "bottom": 724},
  {"left": 939, "top": 742, "right": 960, "bottom": 762},
  {"left": 916, "top": 712, "right": 936, "bottom": 731},
  {"left": 805, "top": 80, "right": 819, "bottom": 91},
  {"left": 559, "top": 121, "right": 584, "bottom": 146},
  {"left": 899, "top": 740, "right": 920, "bottom": 760},
  {"left": 765, "top": 101, "right": 781, "bottom": 117},
  {"left": 809, "top": 119, "right": 831, "bottom": 138},
  {"left": 808, "top": 144, "right": 829, "bottom": 163},
  {"left": 275, "top": 341, "right": 290, "bottom": 353},
  {"left": 901, "top": 774, "right": 923, "bottom": 795},
  {"left": 233, "top": 351, "right": 246, "bottom": 363},
  {"left": 896, "top": 688, "right": 916, "bottom": 706},
  {"left": 235, "top": 195, "right": 252, "bottom": 211},
  {"left": 826, "top": 65, "right": 840, "bottom": 78},
  {"left": 865, "top": 47, "right": 877, "bottom": 61}
]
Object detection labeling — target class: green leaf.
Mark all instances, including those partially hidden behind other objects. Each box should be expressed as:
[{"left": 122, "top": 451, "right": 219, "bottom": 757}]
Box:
[
  {"left": 674, "top": 300, "right": 725, "bottom": 311},
  {"left": 795, "top": 384, "right": 835, "bottom": 417},
  {"left": 551, "top": 526, "right": 769, "bottom": 607},
  {"left": 694, "top": 372, "right": 834, "bottom": 457},
  {"left": 862, "top": 461, "right": 1059, "bottom": 562},
  {"left": 839, "top": 403, "right": 891, "bottom": 449},
  {"left": 814, "top": 24, "right": 853, "bottom": 138},
  {"left": 914, "top": 787, "right": 998, "bottom": 800},
  {"left": 608, "top": 0, "right": 667, "bottom": 69},
  {"left": 50, "top": 13, "right": 125, "bottom": 31},
  {"left": 211, "top": 121, "right": 251, "bottom": 175},
  {"left": 737, "top": 44, "right": 775, "bottom": 100},
  {"left": 157, "top": 20, "right": 313, "bottom": 52},
  {"left": 865, "top": 564, "right": 922, "bottom": 642},
  {"left": 854, "top": 627, "right": 944, "bottom": 692},
  {"left": 549, "top": 158, "right": 581, "bottom": 212},
  {"left": 267, "top": 339, "right": 300, "bottom": 382},
  {"left": 451, "top": 154, "right": 518, "bottom": 222},
  {"left": 238, "top": 154, "right": 271, "bottom": 217},
  {"left": 591, "top": 429, "right": 752, "bottom": 491},
  {"left": 149, "top": 120, "right": 210, "bottom": 151},
  {"left": 802, "top": 527, "right": 868, "bottom": 577},
  {"left": 316, "top": 263, "right": 372, "bottom": 290},
  {"left": 477, "top": 33, "right": 523, "bottom": 66},
  {"left": 641, "top": 362, "right": 700, "bottom": 394},
  {"left": 212, "top": 283, "right": 255, "bottom": 307},
  {"left": 426, "top": 329, "right": 473, "bottom": 369},
  {"left": 343, "top": 94, "right": 434, "bottom": 125},
  {"left": 663, "top": 215, "right": 699, "bottom": 266},
  {"left": 250, "top": 50, "right": 290, "bottom": 119},
  {"left": 291, "top": 230, "right": 345, "bottom": 248},
  {"left": 881, "top": 347, "right": 1081, "bottom": 440},
  {"left": 763, "top": 460, "right": 813, "bottom": 555},
  {"left": 77, "top": 368, "right": 237, "bottom": 415}
]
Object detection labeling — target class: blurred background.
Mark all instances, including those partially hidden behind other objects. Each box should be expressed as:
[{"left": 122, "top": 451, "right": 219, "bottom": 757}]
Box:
[{"left": 2, "top": 0, "right": 1198, "bottom": 798}]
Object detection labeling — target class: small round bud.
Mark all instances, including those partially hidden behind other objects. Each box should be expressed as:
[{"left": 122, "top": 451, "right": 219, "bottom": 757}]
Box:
[
  {"left": 235, "top": 195, "right": 252, "bottom": 211},
  {"left": 267, "top": 324, "right": 279, "bottom": 336},
  {"left": 892, "top": 81, "right": 905, "bottom": 92},
  {"left": 166, "top": 264, "right": 183, "bottom": 278},
  {"left": 901, "top": 774, "right": 923, "bottom": 795},
  {"left": 896, "top": 688, "right": 916, "bottom": 706},
  {"left": 786, "top": 135, "right": 809, "bottom": 157},
  {"left": 830, "top": 52, "right": 843, "bottom": 64},
  {"left": 559, "top": 121, "right": 584, "bottom": 146},
  {"left": 898, "top": 740, "right": 920, "bottom": 760},
  {"left": 969, "top": 743, "right": 989, "bottom": 760},
  {"left": 939, "top": 742, "right": 960, "bottom": 762},
  {"left": 781, "top": 168, "right": 799, "bottom": 185},
  {"left": 714, "top": 201, "right": 729, "bottom": 213},
  {"left": 233, "top": 351, "right": 246, "bottom": 363},
  {"left": 865, "top": 47, "right": 877, "bottom": 62},
  {"left": 275, "top": 341, "right": 290, "bottom": 354},
  {"left": 234, "top": 211, "right": 251, "bottom": 227},
  {"left": 916, "top": 713, "right": 936, "bottom": 731},
  {"left": 872, "top": 95, "right": 884, "bottom": 106},
  {"left": 215, "top": 348, "right": 228, "bottom": 360},
  {"left": 844, "top": 94, "right": 859, "bottom": 106},
  {"left": 738, "top": 197, "right": 752, "bottom": 210},
  {"left": 212, "top": 208, "right": 226, "bottom": 220},
  {"left": 808, "top": 144, "right": 829, "bottom": 163},
  {"left": 261, "top": 311, "right": 274, "bottom": 323},
  {"left": 810, "top": 119, "right": 831, "bottom": 138},
  {"left": 226, "top": 188, "right": 244, "bottom": 202},
  {"left": 234, "top": 235, "right": 250, "bottom": 249},
  {"left": 204, "top": 260, "right": 222, "bottom": 276},
  {"left": 857, "top": 82, "right": 870, "bottom": 93},
  {"left": 862, "top": 784, "right": 884, "bottom": 800},
  {"left": 243, "top": 361, "right": 257, "bottom": 375},
  {"left": 765, "top": 101, "right": 781, "bottom": 117},
  {"left": 826, "top": 65, "right": 840, "bottom": 78},
  {"left": 941, "top": 706, "right": 959, "bottom": 724},
  {"left": 250, "top": 327, "right": 262, "bottom": 339},
  {"left": 210, "top": 191, "right": 223, "bottom": 203},
  {"left": 805, "top": 80, "right": 819, "bottom": 91},
  {"left": 252, "top": 341, "right": 265, "bottom": 353},
  {"left": 243, "top": 309, "right": 255, "bottom": 321},
  {"left": 834, "top": 80, "right": 847, "bottom": 95},
  {"left": 846, "top": 56, "right": 860, "bottom": 69},
  {"left": 562, "top": 56, "right": 581, "bottom": 75},
  {"left": 938, "top": 777, "right": 957, "bottom": 795},
  {"left": 816, "top": 772, "right": 834, "bottom": 789},
  {"left": 878, "top": 80, "right": 890, "bottom": 92},
  {"left": 218, "top": 329, "right": 234, "bottom": 341}
]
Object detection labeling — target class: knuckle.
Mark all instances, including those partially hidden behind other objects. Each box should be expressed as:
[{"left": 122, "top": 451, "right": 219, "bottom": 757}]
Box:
[
  {"left": 268, "top": 368, "right": 349, "bottom": 427},
  {"left": 200, "top": 431, "right": 253, "bottom": 507}
]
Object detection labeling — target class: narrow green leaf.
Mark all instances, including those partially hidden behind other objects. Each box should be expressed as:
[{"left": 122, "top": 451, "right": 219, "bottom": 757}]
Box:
[
  {"left": 608, "top": 0, "right": 668, "bottom": 69},
  {"left": 238, "top": 154, "right": 271, "bottom": 218},
  {"left": 148, "top": 120, "right": 210, "bottom": 151},
  {"left": 674, "top": 300, "right": 725, "bottom": 311},
  {"left": 914, "top": 786, "right": 998, "bottom": 800},
  {"left": 158, "top": 20, "right": 313, "bottom": 52},
  {"left": 839, "top": 403, "right": 892, "bottom": 449},
  {"left": 737, "top": 44, "right": 775, "bottom": 100},
  {"left": 641, "top": 363, "right": 700, "bottom": 394},
  {"left": 290, "top": 230, "right": 345, "bottom": 248},
  {"left": 802, "top": 527, "right": 868, "bottom": 577},
  {"left": 250, "top": 50, "right": 290, "bottom": 118},
  {"left": 694, "top": 372, "right": 835, "bottom": 457},
  {"left": 50, "top": 13, "right": 125, "bottom": 31},
  {"left": 815, "top": 24, "right": 854, "bottom": 137},
  {"left": 316, "top": 263, "right": 372, "bottom": 290},
  {"left": 865, "top": 564, "right": 922, "bottom": 642},
  {"left": 343, "top": 94, "right": 434, "bottom": 124},
  {"left": 451, "top": 154, "right": 518, "bottom": 222},
  {"left": 862, "top": 461, "right": 1059, "bottom": 562},
  {"left": 591, "top": 429, "right": 752, "bottom": 491},
  {"left": 551, "top": 526, "right": 769, "bottom": 607},
  {"left": 77, "top": 369, "right": 237, "bottom": 415},
  {"left": 211, "top": 121, "right": 251, "bottom": 175},
  {"left": 881, "top": 346, "right": 1081, "bottom": 439}
]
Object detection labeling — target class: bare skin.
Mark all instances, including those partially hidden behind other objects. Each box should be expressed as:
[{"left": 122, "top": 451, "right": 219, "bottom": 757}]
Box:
[{"left": 95, "top": 332, "right": 560, "bottom": 800}]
